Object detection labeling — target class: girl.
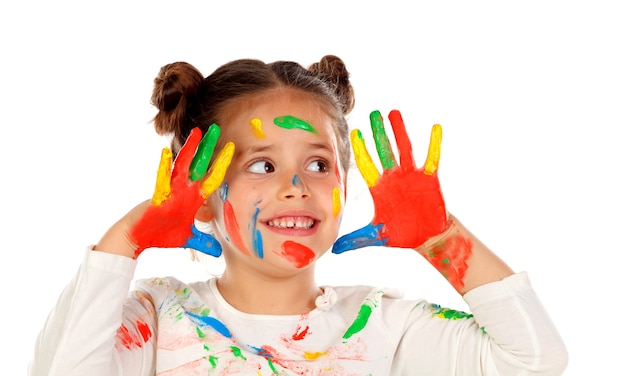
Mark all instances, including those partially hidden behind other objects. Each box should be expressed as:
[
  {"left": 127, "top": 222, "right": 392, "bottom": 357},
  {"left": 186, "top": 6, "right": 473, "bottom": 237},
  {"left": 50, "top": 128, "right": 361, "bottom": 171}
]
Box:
[{"left": 29, "top": 56, "right": 568, "bottom": 375}]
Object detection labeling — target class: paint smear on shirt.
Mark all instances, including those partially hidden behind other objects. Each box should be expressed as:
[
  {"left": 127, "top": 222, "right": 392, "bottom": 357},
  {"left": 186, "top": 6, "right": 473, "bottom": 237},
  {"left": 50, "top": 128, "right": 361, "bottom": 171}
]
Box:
[
  {"left": 116, "top": 321, "right": 151, "bottom": 350},
  {"left": 274, "top": 115, "right": 316, "bottom": 133},
  {"left": 186, "top": 311, "right": 232, "bottom": 338},
  {"left": 292, "top": 324, "right": 310, "bottom": 341},
  {"left": 278, "top": 241, "right": 316, "bottom": 268}
]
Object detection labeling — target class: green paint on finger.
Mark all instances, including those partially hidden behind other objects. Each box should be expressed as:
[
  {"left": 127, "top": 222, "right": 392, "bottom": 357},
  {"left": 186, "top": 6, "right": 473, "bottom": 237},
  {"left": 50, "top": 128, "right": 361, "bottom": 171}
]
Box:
[
  {"left": 190, "top": 124, "right": 220, "bottom": 181},
  {"left": 274, "top": 115, "right": 316, "bottom": 133},
  {"left": 370, "top": 110, "right": 396, "bottom": 170}
]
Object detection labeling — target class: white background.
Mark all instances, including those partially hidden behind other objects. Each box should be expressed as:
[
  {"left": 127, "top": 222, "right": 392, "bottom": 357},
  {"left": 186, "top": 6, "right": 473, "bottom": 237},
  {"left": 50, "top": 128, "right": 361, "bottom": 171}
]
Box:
[{"left": 1, "top": 1, "right": 624, "bottom": 374}]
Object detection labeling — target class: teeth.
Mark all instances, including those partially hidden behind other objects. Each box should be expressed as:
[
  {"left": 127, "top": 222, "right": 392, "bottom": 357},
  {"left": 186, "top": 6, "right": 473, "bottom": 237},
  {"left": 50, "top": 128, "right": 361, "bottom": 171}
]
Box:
[{"left": 268, "top": 217, "right": 315, "bottom": 229}]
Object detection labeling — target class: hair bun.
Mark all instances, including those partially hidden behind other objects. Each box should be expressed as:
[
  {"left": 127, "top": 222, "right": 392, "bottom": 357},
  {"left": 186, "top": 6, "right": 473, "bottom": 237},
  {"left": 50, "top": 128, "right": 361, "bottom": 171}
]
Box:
[
  {"left": 309, "top": 55, "right": 355, "bottom": 115},
  {"left": 151, "top": 62, "right": 204, "bottom": 136}
]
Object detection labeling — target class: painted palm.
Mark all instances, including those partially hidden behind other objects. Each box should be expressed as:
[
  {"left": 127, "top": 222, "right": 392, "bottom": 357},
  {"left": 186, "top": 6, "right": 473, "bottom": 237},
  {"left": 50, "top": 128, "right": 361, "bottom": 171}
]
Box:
[
  {"left": 332, "top": 110, "right": 448, "bottom": 254},
  {"left": 130, "top": 125, "right": 234, "bottom": 258}
]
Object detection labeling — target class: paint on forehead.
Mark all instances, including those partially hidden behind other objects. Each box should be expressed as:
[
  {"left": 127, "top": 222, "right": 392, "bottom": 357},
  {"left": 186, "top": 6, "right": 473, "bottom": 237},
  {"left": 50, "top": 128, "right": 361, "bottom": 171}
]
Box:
[
  {"left": 277, "top": 241, "right": 316, "bottom": 268},
  {"left": 251, "top": 207, "right": 264, "bottom": 258},
  {"left": 332, "top": 187, "right": 342, "bottom": 218},
  {"left": 274, "top": 115, "right": 316, "bottom": 133},
  {"left": 223, "top": 200, "right": 251, "bottom": 255},
  {"left": 249, "top": 118, "right": 266, "bottom": 138},
  {"left": 219, "top": 183, "right": 228, "bottom": 201}
]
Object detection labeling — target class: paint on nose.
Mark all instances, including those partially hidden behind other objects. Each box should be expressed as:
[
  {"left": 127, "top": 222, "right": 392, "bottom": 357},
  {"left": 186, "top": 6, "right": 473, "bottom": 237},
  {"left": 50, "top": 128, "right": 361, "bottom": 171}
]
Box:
[{"left": 292, "top": 174, "right": 306, "bottom": 193}]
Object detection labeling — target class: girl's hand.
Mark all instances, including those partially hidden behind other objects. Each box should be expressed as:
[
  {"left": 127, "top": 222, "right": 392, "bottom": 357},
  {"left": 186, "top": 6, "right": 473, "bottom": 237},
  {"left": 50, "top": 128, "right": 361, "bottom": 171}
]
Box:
[
  {"left": 130, "top": 125, "right": 234, "bottom": 258},
  {"left": 332, "top": 110, "right": 448, "bottom": 254}
]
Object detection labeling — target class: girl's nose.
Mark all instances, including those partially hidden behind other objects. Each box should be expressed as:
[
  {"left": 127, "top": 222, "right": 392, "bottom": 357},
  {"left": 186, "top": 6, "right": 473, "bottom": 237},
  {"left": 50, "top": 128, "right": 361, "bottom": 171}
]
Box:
[{"left": 279, "top": 174, "right": 310, "bottom": 200}]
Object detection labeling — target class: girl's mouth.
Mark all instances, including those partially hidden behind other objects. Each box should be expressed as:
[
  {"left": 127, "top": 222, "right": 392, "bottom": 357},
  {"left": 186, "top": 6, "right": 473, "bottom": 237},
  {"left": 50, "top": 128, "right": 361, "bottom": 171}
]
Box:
[{"left": 266, "top": 216, "right": 316, "bottom": 230}]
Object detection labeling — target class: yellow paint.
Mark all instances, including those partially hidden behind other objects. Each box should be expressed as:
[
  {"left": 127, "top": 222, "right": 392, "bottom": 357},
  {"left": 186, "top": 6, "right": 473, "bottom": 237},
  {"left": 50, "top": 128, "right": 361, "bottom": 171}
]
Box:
[
  {"left": 201, "top": 142, "right": 235, "bottom": 198},
  {"left": 424, "top": 124, "right": 442, "bottom": 176},
  {"left": 304, "top": 351, "right": 327, "bottom": 360},
  {"left": 250, "top": 118, "right": 265, "bottom": 138},
  {"left": 151, "top": 148, "right": 172, "bottom": 206},
  {"left": 332, "top": 187, "right": 342, "bottom": 217},
  {"left": 350, "top": 129, "right": 380, "bottom": 187}
]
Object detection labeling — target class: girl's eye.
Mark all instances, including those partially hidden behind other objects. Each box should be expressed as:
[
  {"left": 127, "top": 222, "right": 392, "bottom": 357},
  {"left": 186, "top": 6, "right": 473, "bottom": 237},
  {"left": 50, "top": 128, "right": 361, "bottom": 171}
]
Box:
[
  {"left": 247, "top": 160, "right": 275, "bottom": 174},
  {"left": 306, "top": 160, "right": 329, "bottom": 173}
]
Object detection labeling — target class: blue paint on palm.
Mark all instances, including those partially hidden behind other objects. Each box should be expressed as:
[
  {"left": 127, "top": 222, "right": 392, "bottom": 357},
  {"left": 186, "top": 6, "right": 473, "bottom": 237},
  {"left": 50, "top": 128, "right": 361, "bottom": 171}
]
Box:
[
  {"left": 184, "top": 224, "right": 222, "bottom": 257},
  {"left": 332, "top": 223, "right": 387, "bottom": 254}
]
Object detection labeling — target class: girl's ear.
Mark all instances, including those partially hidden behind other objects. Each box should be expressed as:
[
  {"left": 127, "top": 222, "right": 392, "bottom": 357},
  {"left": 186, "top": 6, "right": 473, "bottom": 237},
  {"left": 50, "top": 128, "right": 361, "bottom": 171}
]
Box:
[{"left": 195, "top": 198, "right": 215, "bottom": 222}]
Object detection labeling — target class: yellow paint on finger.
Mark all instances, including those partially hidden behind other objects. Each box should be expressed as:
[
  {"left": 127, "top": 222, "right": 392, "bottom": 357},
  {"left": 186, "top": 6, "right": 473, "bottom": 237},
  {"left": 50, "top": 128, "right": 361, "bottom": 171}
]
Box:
[
  {"left": 350, "top": 129, "right": 380, "bottom": 187},
  {"left": 332, "top": 187, "right": 342, "bottom": 217},
  {"left": 250, "top": 118, "right": 265, "bottom": 138},
  {"left": 424, "top": 124, "right": 442, "bottom": 176},
  {"left": 152, "top": 148, "right": 172, "bottom": 206},
  {"left": 201, "top": 142, "right": 235, "bottom": 198}
]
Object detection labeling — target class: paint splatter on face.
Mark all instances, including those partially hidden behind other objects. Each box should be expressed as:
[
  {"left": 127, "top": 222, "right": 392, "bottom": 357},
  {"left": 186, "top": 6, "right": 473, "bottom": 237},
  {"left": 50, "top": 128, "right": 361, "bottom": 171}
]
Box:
[
  {"left": 274, "top": 115, "right": 317, "bottom": 133},
  {"left": 277, "top": 240, "right": 316, "bottom": 268},
  {"left": 250, "top": 118, "right": 265, "bottom": 138}
]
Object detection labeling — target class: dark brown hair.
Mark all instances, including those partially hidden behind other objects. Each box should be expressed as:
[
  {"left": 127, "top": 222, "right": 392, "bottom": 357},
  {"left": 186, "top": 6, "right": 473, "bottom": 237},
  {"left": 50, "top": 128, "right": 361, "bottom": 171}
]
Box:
[{"left": 150, "top": 55, "right": 355, "bottom": 172}]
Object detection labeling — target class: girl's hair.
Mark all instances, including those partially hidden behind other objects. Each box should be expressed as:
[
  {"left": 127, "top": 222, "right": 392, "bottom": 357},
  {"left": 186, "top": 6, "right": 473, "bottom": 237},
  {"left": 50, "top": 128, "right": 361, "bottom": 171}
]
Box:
[{"left": 150, "top": 55, "right": 355, "bottom": 172}]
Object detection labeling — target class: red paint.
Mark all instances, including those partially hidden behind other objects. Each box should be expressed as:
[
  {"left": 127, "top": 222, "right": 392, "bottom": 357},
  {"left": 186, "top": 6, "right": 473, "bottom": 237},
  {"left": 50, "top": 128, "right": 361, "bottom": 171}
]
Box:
[
  {"left": 130, "top": 128, "right": 208, "bottom": 258},
  {"left": 279, "top": 241, "right": 316, "bottom": 268},
  {"left": 426, "top": 228, "right": 472, "bottom": 290},
  {"left": 370, "top": 168, "right": 448, "bottom": 248},
  {"left": 292, "top": 324, "right": 310, "bottom": 341},
  {"left": 223, "top": 200, "right": 250, "bottom": 255},
  {"left": 137, "top": 319, "right": 152, "bottom": 342},
  {"left": 116, "top": 323, "right": 143, "bottom": 350}
]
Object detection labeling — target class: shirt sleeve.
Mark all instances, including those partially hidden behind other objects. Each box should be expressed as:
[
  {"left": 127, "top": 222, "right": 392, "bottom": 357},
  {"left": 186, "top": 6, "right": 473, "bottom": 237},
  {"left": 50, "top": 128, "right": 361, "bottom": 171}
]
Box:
[
  {"left": 28, "top": 248, "right": 157, "bottom": 376},
  {"left": 390, "top": 272, "right": 568, "bottom": 375}
]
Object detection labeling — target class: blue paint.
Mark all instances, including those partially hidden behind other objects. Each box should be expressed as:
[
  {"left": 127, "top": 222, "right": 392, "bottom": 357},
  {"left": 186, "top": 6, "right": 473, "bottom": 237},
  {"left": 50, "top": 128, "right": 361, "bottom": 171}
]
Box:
[
  {"left": 251, "top": 207, "right": 263, "bottom": 258},
  {"left": 184, "top": 224, "right": 222, "bottom": 257},
  {"left": 186, "top": 312, "right": 232, "bottom": 338},
  {"left": 331, "top": 223, "right": 387, "bottom": 254},
  {"left": 292, "top": 174, "right": 305, "bottom": 192},
  {"left": 219, "top": 183, "right": 228, "bottom": 202},
  {"left": 249, "top": 345, "right": 274, "bottom": 358}
]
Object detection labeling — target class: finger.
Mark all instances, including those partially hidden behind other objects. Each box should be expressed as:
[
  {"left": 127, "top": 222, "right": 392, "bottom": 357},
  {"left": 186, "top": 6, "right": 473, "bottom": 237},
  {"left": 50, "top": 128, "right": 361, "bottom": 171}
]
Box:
[
  {"left": 201, "top": 141, "right": 235, "bottom": 198},
  {"left": 184, "top": 224, "right": 223, "bottom": 257},
  {"left": 151, "top": 148, "right": 172, "bottom": 206},
  {"left": 370, "top": 110, "right": 397, "bottom": 170},
  {"left": 423, "top": 124, "right": 442, "bottom": 176},
  {"left": 189, "top": 123, "right": 220, "bottom": 181},
  {"left": 388, "top": 110, "right": 416, "bottom": 171},
  {"left": 172, "top": 127, "right": 202, "bottom": 184},
  {"left": 331, "top": 223, "right": 387, "bottom": 254},
  {"left": 350, "top": 129, "right": 380, "bottom": 188}
]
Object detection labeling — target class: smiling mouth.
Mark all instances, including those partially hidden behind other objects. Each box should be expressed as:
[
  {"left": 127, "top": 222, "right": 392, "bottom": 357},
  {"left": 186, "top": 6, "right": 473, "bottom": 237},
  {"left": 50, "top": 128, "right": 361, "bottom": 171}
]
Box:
[{"left": 266, "top": 216, "right": 316, "bottom": 229}]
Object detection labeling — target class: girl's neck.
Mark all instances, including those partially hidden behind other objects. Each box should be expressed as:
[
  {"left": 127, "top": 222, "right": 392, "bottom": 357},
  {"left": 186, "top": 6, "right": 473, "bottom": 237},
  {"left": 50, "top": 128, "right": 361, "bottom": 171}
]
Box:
[{"left": 216, "top": 269, "right": 321, "bottom": 315}]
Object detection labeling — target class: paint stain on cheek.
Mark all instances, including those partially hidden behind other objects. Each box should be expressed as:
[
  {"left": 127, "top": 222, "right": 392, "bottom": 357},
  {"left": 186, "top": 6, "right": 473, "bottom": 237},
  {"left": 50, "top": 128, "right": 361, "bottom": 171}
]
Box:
[
  {"left": 223, "top": 200, "right": 251, "bottom": 256},
  {"left": 332, "top": 187, "right": 342, "bottom": 217},
  {"left": 276, "top": 241, "right": 316, "bottom": 268}
]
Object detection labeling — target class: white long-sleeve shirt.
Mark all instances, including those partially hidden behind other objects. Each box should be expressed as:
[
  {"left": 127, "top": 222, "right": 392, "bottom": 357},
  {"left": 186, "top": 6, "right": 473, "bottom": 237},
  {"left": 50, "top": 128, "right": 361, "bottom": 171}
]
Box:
[{"left": 29, "top": 249, "right": 568, "bottom": 375}]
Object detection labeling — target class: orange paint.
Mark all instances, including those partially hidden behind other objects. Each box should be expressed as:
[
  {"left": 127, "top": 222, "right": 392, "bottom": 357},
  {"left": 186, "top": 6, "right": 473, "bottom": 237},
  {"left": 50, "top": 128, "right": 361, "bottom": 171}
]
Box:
[
  {"left": 223, "top": 200, "right": 251, "bottom": 255},
  {"left": 278, "top": 241, "right": 315, "bottom": 268}
]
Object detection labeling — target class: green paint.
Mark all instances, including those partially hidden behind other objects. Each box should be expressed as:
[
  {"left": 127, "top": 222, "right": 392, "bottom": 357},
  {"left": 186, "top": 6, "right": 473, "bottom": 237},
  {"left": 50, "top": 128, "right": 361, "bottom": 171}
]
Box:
[
  {"left": 230, "top": 346, "right": 247, "bottom": 360},
  {"left": 267, "top": 358, "right": 279, "bottom": 375},
  {"left": 274, "top": 115, "right": 316, "bottom": 133},
  {"left": 343, "top": 304, "right": 373, "bottom": 339},
  {"left": 190, "top": 123, "right": 220, "bottom": 181},
  {"left": 209, "top": 355, "right": 218, "bottom": 368},
  {"left": 442, "top": 258, "right": 450, "bottom": 264},
  {"left": 196, "top": 326, "right": 205, "bottom": 338},
  {"left": 203, "top": 343, "right": 209, "bottom": 351},
  {"left": 432, "top": 305, "right": 473, "bottom": 320},
  {"left": 370, "top": 110, "right": 396, "bottom": 170}
]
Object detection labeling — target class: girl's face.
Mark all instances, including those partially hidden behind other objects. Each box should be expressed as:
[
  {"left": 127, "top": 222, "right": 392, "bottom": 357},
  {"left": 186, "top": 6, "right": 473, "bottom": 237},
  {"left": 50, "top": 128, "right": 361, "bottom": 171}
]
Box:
[{"left": 207, "top": 88, "right": 346, "bottom": 276}]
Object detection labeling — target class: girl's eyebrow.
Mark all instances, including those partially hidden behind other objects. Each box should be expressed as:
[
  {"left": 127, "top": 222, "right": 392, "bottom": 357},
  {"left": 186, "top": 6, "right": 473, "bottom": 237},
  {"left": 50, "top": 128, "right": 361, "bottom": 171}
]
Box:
[{"left": 246, "top": 142, "right": 333, "bottom": 154}]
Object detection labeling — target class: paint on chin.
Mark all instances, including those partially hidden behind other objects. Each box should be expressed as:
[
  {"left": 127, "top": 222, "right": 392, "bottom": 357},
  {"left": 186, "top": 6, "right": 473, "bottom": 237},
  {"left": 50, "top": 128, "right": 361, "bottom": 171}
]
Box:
[
  {"left": 277, "top": 241, "right": 316, "bottom": 268},
  {"left": 223, "top": 200, "right": 251, "bottom": 256}
]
